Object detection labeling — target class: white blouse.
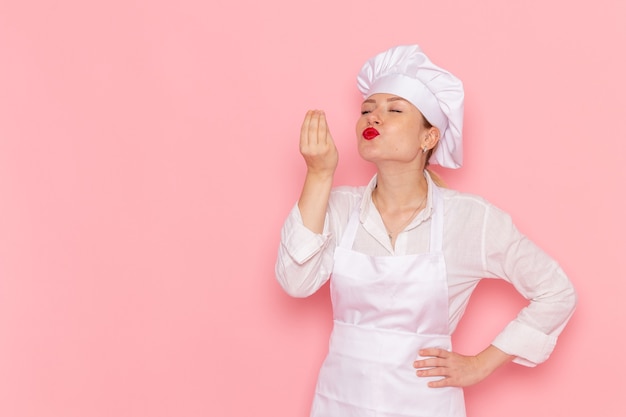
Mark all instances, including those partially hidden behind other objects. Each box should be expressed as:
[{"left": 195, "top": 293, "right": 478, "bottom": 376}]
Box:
[{"left": 275, "top": 173, "right": 577, "bottom": 366}]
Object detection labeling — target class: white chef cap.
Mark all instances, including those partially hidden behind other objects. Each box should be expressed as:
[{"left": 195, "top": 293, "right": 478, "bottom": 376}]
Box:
[{"left": 357, "top": 44, "right": 464, "bottom": 168}]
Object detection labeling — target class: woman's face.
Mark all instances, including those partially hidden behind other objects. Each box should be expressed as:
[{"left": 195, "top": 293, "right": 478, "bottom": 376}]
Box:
[{"left": 356, "top": 93, "right": 430, "bottom": 166}]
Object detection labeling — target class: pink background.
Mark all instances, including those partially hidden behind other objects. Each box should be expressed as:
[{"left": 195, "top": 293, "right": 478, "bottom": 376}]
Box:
[{"left": 1, "top": 1, "right": 624, "bottom": 416}]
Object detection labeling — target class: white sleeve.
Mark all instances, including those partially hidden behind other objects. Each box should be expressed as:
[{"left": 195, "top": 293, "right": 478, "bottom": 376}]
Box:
[
  {"left": 483, "top": 205, "right": 577, "bottom": 366},
  {"left": 274, "top": 203, "right": 336, "bottom": 297}
]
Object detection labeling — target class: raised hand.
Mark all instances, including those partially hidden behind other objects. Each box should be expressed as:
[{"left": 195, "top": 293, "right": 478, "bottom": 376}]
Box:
[
  {"left": 299, "top": 110, "right": 338, "bottom": 176},
  {"left": 297, "top": 110, "right": 338, "bottom": 234}
]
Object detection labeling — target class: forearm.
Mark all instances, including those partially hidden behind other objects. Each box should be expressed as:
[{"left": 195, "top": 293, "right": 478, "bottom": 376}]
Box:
[
  {"left": 298, "top": 170, "right": 334, "bottom": 234},
  {"left": 475, "top": 344, "right": 515, "bottom": 378}
]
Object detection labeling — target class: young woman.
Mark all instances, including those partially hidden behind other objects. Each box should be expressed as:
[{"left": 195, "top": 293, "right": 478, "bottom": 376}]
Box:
[{"left": 275, "top": 44, "right": 576, "bottom": 417}]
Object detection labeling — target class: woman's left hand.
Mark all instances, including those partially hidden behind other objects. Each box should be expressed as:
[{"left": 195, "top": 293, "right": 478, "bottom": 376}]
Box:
[{"left": 413, "top": 345, "right": 514, "bottom": 388}]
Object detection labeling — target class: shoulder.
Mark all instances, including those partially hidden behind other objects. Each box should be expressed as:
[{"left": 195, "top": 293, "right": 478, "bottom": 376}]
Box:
[
  {"left": 439, "top": 187, "right": 513, "bottom": 226},
  {"left": 327, "top": 185, "right": 365, "bottom": 214},
  {"left": 440, "top": 187, "right": 492, "bottom": 210},
  {"left": 329, "top": 185, "right": 366, "bottom": 204},
  {"left": 324, "top": 185, "right": 367, "bottom": 230},
  {"left": 331, "top": 184, "right": 366, "bottom": 198}
]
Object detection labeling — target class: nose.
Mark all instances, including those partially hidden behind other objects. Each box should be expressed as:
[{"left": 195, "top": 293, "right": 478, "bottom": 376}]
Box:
[{"left": 366, "top": 110, "right": 381, "bottom": 125}]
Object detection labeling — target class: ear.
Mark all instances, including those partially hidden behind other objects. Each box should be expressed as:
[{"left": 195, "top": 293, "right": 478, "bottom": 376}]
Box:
[{"left": 422, "top": 127, "right": 441, "bottom": 151}]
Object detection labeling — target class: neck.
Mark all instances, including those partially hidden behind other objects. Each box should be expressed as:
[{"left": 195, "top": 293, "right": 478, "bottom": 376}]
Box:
[{"left": 374, "top": 168, "right": 428, "bottom": 209}]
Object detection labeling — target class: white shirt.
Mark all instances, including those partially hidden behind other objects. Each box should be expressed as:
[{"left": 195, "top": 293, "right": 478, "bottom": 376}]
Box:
[{"left": 275, "top": 173, "right": 577, "bottom": 366}]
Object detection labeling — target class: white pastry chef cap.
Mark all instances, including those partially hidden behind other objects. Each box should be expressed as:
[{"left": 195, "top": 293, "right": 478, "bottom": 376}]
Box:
[{"left": 357, "top": 44, "right": 464, "bottom": 168}]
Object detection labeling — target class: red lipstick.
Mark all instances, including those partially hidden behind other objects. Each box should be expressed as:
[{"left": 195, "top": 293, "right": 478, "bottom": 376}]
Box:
[{"left": 363, "top": 127, "right": 379, "bottom": 140}]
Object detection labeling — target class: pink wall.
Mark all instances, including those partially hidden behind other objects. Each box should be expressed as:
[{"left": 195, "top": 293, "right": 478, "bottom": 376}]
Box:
[{"left": 1, "top": 1, "right": 624, "bottom": 416}]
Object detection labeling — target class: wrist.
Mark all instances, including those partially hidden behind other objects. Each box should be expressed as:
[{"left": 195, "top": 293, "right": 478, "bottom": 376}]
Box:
[
  {"left": 306, "top": 168, "right": 335, "bottom": 181},
  {"left": 476, "top": 345, "right": 515, "bottom": 376}
]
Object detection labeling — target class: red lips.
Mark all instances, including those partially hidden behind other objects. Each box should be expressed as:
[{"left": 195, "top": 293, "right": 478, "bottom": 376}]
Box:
[{"left": 363, "top": 127, "right": 379, "bottom": 140}]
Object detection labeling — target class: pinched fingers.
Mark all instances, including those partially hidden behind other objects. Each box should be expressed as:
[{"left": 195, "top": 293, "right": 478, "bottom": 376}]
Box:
[
  {"left": 299, "top": 110, "right": 338, "bottom": 174},
  {"left": 299, "top": 110, "right": 315, "bottom": 147},
  {"left": 300, "top": 110, "right": 330, "bottom": 147}
]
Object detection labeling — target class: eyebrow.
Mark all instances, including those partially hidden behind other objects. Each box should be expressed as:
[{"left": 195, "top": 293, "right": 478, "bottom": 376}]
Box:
[{"left": 363, "top": 96, "right": 409, "bottom": 104}]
